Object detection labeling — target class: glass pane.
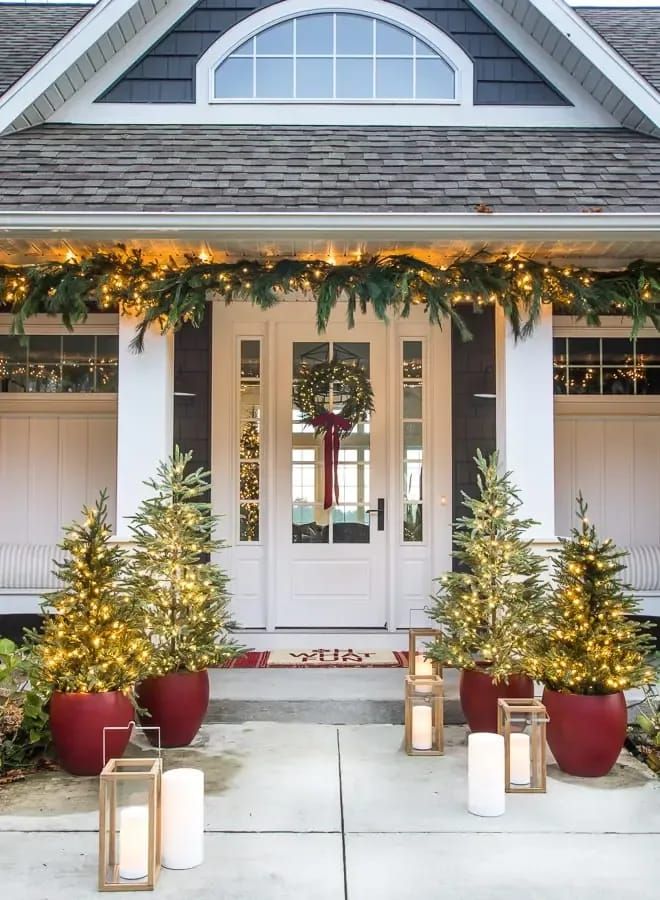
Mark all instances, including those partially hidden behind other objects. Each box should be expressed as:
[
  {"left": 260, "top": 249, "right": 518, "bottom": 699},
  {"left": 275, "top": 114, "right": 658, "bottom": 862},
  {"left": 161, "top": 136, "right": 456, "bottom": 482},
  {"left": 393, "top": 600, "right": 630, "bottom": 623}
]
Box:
[
  {"left": 376, "top": 21, "right": 413, "bottom": 55},
  {"left": 403, "top": 503, "right": 423, "bottom": 542},
  {"left": 404, "top": 421, "right": 423, "bottom": 452},
  {"left": 240, "top": 462, "right": 259, "bottom": 500},
  {"left": 240, "top": 503, "right": 260, "bottom": 542},
  {"left": 336, "top": 14, "right": 373, "bottom": 55},
  {"left": 403, "top": 383, "right": 422, "bottom": 419},
  {"left": 296, "top": 58, "right": 333, "bottom": 98},
  {"left": 403, "top": 341, "right": 423, "bottom": 379},
  {"left": 333, "top": 507, "right": 370, "bottom": 543},
  {"left": 567, "top": 337, "right": 599, "bottom": 365},
  {"left": 256, "top": 57, "right": 293, "bottom": 97},
  {"left": 416, "top": 57, "right": 454, "bottom": 99},
  {"left": 376, "top": 58, "right": 413, "bottom": 97},
  {"left": 27, "top": 335, "right": 61, "bottom": 393},
  {"left": 637, "top": 367, "right": 660, "bottom": 394},
  {"left": 601, "top": 337, "right": 634, "bottom": 365},
  {"left": 296, "top": 14, "right": 333, "bottom": 54},
  {"left": 567, "top": 367, "right": 599, "bottom": 395},
  {"left": 602, "top": 367, "right": 635, "bottom": 395},
  {"left": 215, "top": 57, "right": 253, "bottom": 98},
  {"left": 232, "top": 37, "right": 254, "bottom": 57},
  {"left": 256, "top": 20, "right": 293, "bottom": 54},
  {"left": 404, "top": 455, "right": 423, "bottom": 501},
  {"left": 636, "top": 338, "right": 660, "bottom": 366},
  {"left": 553, "top": 366, "right": 568, "bottom": 394},
  {"left": 61, "top": 335, "right": 95, "bottom": 393},
  {"left": 416, "top": 38, "right": 439, "bottom": 57},
  {"left": 241, "top": 340, "right": 260, "bottom": 378},
  {"left": 240, "top": 384, "right": 261, "bottom": 420},
  {"left": 240, "top": 421, "right": 260, "bottom": 460},
  {"left": 293, "top": 341, "right": 329, "bottom": 377},
  {"left": 96, "top": 335, "right": 118, "bottom": 392},
  {"left": 336, "top": 58, "right": 373, "bottom": 98},
  {"left": 292, "top": 506, "right": 329, "bottom": 543},
  {"left": 0, "top": 335, "right": 27, "bottom": 392},
  {"left": 553, "top": 337, "right": 567, "bottom": 365},
  {"left": 333, "top": 341, "right": 370, "bottom": 375}
]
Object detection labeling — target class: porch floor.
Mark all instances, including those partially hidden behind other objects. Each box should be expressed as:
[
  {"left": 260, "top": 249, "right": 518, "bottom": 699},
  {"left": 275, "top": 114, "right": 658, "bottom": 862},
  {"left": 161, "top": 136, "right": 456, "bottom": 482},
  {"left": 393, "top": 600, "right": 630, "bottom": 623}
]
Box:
[{"left": 1, "top": 722, "right": 658, "bottom": 899}]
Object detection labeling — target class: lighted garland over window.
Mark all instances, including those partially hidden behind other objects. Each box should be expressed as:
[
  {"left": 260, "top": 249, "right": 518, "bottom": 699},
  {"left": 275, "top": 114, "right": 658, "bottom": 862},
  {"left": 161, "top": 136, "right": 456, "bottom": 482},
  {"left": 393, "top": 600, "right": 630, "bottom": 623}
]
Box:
[{"left": 1, "top": 250, "right": 659, "bottom": 350}]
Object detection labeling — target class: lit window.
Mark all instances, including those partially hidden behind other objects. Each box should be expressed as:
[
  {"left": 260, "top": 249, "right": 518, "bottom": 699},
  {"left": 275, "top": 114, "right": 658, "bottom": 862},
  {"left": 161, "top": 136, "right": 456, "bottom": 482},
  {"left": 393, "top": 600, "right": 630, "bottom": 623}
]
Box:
[
  {"left": 213, "top": 13, "right": 455, "bottom": 101},
  {"left": 0, "top": 334, "right": 118, "bottom": 394},
  {"left": 553, "top": 336, "right": 660, "bottom": 395}
]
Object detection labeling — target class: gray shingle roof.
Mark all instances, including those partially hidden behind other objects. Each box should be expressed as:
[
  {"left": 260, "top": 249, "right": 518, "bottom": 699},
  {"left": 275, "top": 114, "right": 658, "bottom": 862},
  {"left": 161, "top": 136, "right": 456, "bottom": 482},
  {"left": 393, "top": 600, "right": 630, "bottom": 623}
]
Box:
[
  {"left": 0, "top": 3, "right": 91, "bottom": 97},
  {"left": 578, "top": 6, "right": 660, "bottom": 93},
  {"left": 0, "top": 123, "right": 659, "bottom": 212}
]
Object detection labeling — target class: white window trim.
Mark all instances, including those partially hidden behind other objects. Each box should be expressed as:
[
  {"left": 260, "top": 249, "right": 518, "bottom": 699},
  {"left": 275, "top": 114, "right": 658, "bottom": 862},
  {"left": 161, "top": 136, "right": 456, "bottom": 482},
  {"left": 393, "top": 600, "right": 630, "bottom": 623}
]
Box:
[{"left": 196, "top": 0, "right": 473, "bottom": 111}]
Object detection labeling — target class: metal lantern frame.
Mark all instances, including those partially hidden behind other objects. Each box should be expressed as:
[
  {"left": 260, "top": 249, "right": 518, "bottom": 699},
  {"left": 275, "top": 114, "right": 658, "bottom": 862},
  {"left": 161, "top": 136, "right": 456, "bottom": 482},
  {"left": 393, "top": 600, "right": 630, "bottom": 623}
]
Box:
[
  {"left": 497, "top": 698, "right": 549, "bottom": 794},
  {"left": 404, "top": 674, "right": 444, "bottom": 756},
  {"left": 408, "top": 627, "right": 442, "bottom": 678},
  {"left": 98, "top": 757, "right": 163, "bottom": 892}
]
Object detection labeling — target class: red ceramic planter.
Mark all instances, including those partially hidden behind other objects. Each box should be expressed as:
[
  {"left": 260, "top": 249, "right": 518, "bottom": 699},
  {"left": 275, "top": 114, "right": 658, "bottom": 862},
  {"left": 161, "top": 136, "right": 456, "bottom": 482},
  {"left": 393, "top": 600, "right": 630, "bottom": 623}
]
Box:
[
  {"left": 50, "top": 690, "right": 134, "bottom": 776},
  {"left": 460, "top": 667, "right": 534, "bottom": 733},
  {"left": 137, "top": 669, "right": 210, "bottom": 748},
  {"left": 543, "top": 687, "right": 627, "bottom": 777}
]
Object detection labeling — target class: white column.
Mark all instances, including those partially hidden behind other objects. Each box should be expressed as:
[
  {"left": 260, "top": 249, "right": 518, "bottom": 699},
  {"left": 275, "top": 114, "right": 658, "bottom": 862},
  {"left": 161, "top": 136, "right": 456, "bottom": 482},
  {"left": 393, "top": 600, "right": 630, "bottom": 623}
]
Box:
[
  {"left": 115, "top": 316, "right": 174, "bottom": 538},
  {"left": 496, "top": 304, "right": 555, "bottom": 541}
]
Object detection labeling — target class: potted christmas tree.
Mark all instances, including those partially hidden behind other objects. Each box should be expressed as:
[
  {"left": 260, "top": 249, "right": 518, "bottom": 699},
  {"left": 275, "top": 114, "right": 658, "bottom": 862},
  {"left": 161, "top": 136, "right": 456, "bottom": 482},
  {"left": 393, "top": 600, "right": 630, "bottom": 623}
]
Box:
[
  {"left": 31, "top": 492, "right": 152, "bottom": 775},
  {"left": 427, "top": 451, "right": 547, "bottom": 732},
  {"left": 541, "top": 495, "right": 655, "bottom": 776},
  {"left": 130, "top": 448, "right": 241, "bottom": 747}
]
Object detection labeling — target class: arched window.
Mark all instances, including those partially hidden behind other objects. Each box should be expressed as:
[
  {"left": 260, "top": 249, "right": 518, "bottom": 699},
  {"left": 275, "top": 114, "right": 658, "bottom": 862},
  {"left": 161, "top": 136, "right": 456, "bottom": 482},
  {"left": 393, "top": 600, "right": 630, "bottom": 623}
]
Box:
[{"left": 212, "top": 12, "right": 456, "bottom": 101}]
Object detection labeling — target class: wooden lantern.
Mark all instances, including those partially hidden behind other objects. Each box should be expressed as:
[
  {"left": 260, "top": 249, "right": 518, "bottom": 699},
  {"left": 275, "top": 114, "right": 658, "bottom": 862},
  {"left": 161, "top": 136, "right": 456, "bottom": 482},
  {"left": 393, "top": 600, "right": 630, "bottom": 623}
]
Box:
[
  {"left": 497, "top": 698, "right": 548, "bottom": 794},
  {"left": 404, "top": 675, "right": 444, "bottom": 756},
  {"left": 98, "top": 758, "right": 162, "bottom": 892},
  {"left": 408, "top": 628, "right": 442, "bottom": 678}
]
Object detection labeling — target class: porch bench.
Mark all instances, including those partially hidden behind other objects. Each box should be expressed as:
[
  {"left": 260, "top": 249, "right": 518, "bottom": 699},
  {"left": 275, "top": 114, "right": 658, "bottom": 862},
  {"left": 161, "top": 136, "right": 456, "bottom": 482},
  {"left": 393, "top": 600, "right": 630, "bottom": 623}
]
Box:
[
  {"left": 622, "top": 546, "right": 660, "bottom": 618},
  {"left": 0, "top": 544, "right": 65, "bottom": 642}
]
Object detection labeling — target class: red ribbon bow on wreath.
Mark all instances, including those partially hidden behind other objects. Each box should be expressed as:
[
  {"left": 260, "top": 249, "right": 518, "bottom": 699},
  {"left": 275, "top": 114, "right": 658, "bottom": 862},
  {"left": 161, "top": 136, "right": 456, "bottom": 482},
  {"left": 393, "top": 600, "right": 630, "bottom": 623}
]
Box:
[{"left": 311, "top": 411, "right": 352, "bottom": 510}]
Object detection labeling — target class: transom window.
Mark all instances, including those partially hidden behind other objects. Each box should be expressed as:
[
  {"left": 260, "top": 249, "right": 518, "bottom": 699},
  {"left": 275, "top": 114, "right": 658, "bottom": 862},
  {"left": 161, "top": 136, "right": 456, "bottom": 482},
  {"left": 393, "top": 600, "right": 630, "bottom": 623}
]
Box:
[
  {"left": 213, "top": 13, "right": 455, "bottom": 101},
  {"left": 553, "top": 336, "right": 660, "bottom": 395}
]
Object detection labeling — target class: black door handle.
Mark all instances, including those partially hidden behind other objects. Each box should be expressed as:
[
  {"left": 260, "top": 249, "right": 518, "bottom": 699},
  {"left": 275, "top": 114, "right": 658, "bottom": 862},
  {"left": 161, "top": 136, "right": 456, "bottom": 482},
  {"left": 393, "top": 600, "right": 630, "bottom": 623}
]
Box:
[{"left": 367, "top": 498, "right": 385, "bottom": 531}]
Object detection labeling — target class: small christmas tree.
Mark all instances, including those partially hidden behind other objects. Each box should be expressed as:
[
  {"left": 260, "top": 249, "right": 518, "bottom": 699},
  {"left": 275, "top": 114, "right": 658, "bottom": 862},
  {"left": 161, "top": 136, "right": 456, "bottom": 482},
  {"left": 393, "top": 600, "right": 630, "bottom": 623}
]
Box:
[
  {"left": 32, "top": 492, "right": 152, "bottom": 694},
  {"left": 427, "top": 450, "right": 547, "bottom": 681},
  {"left": 542, "top": 495, "right": 655, "bottom": 695},
  {"left": 129, "top": 447, "right": 241, "bottom": 675}
]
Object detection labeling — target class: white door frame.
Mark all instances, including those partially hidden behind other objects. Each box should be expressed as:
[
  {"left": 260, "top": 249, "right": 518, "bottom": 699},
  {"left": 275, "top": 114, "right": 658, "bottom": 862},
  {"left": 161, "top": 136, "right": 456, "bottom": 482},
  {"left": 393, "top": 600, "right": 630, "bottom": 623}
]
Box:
[{"left": 211, "top": 299, "right": 452, "bottom": 644}]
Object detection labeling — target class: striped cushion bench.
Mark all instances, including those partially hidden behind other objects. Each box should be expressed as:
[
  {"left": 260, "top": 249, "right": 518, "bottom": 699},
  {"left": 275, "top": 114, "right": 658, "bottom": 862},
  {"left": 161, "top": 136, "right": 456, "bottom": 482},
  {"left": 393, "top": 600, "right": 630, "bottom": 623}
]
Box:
[
  {"left": 0, "top": 544, "right": 66, "bottom": 591},
  {"left": 621, "top": 546, "right": 660, "bottom": 618}
]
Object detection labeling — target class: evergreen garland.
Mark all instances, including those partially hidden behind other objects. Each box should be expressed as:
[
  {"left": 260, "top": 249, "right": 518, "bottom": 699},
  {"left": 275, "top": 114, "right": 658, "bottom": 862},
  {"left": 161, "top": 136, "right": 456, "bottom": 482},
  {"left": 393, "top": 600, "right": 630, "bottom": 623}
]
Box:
[
  {"left": 426, "top": 450, "right": 548, "bottom": 681},
  {"left": 541, "top": 495, "right": 655, "bottom": 695},
  {"left": 30, "top": 491, "right": 152, "bottom": 695},
  {"left": 128, "top": 447, "right": 243, "bottom": 675},
  {"left": 1, "top": 249, "right": 659, "bottom": 351}
]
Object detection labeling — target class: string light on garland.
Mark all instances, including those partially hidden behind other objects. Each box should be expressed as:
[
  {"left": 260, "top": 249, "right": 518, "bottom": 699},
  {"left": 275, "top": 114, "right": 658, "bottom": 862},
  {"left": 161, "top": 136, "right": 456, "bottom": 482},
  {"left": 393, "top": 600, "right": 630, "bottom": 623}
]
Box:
[{"left": 1, "top": 249, "right": 659, "bottom": 352}]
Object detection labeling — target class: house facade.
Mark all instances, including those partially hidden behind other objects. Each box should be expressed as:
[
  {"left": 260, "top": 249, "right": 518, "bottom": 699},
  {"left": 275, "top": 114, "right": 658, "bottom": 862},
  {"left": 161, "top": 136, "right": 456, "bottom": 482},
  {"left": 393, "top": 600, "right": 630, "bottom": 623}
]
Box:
[{"left": 0, "top": 0, "right": 659, "bottom": 646}]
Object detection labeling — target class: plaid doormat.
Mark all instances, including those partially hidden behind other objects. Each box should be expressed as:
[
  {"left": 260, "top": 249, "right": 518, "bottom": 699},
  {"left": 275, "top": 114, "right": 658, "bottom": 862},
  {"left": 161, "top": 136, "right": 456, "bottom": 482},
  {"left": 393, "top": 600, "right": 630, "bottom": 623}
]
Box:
[{"left": 222, "top": 649, "right": 409, "bottom": 668}]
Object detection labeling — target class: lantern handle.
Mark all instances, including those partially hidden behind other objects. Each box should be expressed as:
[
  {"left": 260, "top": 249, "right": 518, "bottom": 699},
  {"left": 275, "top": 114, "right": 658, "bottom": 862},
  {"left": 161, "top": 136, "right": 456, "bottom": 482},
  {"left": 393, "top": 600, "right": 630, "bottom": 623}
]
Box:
[{"left": 102, "top": 720, "right": 162, "bottom": 767}]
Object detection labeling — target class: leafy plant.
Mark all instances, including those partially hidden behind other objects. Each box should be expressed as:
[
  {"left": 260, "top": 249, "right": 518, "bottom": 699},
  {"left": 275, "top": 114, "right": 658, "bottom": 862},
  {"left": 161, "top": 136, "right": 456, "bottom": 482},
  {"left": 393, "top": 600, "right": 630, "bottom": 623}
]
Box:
[
  {"left": 0, "top": 638, "right": 50, "bottom": 775},
  {"left": 427, "top": 450, "right": 547, "bottom": 681}
]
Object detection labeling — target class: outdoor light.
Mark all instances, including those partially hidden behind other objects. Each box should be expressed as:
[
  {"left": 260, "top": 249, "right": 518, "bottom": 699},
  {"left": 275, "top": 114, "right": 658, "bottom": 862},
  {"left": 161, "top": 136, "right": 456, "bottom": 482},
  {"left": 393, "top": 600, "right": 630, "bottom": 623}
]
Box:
[
  {"left": 408, "top": 628, "right": 442, "bottom": 679},
  {"left": 404, "top": 675, "right": 444, "bottom": 756},
  {"left": 497, "top": 698, "right": 549, "bottom": 793},
  {"left": 467, "top": 732, "right": 505, "bottom": 817},
  {"left": 98, "top": 757, "right": 162, "bottom": 892},
  {"left": 161, "top": 768, "right": 205, "bottom": 870}
]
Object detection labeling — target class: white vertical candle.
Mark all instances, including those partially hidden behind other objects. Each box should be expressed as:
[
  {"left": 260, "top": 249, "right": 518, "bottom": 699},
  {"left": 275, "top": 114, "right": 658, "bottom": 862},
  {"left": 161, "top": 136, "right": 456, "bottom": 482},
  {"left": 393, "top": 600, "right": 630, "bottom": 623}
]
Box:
[
  {"left": 468, "top": 733, "right": 505, "bottom": 817},
  {"left": 411, "top": 705, "right": 433, "bottom": 750},
  {"left": 415, "top": 654, "right": 433, "bottom": 677},
  {"left": 509, "top": 733, "right": 531, "bottom": 785},
  {"left": 118, "top": 805, "right": 149, "bottom": 880},
  {"left": 162, "top": 768, "right": 205, "bottom": 870}
]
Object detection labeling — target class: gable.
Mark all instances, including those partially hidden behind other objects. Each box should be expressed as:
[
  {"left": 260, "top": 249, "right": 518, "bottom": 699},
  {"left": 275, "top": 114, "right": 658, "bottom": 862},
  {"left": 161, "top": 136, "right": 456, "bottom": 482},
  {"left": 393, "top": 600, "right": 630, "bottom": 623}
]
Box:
[
  {"left": 0, "top": 3, "right": 91, "bottom": 98},
  {"left": 99, "top": 0, "right": 567, "bottom": 106},
  {"left": 578, "top": 7, "right": 660, "bottom": 94}
]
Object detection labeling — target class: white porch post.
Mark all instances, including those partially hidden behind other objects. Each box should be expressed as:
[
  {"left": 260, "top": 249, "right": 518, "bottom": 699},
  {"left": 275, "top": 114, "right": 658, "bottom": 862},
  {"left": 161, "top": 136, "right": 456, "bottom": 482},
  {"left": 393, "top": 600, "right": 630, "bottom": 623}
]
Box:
[
  {"left": 115, "top": 317, "right": 174, "bottom": 538},
  {"left": 496, "top": 304, "right": 556, "bottom": 542}
]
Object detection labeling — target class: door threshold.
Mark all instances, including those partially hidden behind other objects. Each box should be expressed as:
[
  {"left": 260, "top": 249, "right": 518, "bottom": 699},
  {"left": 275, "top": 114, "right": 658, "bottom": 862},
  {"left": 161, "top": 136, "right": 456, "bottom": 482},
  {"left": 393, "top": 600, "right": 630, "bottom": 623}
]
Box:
[{"left": 238, "top": 630, "right": 408, "bottom": 651}]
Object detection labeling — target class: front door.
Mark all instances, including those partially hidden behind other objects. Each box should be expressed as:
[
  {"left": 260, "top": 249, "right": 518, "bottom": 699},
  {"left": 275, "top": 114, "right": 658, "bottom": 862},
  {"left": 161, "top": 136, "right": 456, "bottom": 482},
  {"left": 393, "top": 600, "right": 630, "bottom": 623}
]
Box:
[{"left": 274, "top": 324, "right": 388, "bottom": 628}]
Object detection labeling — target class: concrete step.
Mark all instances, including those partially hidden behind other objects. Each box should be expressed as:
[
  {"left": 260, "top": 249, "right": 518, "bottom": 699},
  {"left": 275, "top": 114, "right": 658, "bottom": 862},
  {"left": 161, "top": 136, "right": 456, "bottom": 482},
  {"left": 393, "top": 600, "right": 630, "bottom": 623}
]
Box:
[{"left": 206, "top": 698, "right": 465, "bottom": 725}]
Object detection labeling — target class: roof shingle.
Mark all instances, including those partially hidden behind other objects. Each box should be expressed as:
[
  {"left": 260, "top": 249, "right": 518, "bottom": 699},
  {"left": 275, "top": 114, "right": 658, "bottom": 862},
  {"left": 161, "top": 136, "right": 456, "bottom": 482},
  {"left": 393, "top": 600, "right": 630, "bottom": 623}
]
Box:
[
  {"left": 578, "top": 6, "right": 660, "bottom": 93},
  {"left": 0, "top": 123, "right": 659, "bottom": 213}
]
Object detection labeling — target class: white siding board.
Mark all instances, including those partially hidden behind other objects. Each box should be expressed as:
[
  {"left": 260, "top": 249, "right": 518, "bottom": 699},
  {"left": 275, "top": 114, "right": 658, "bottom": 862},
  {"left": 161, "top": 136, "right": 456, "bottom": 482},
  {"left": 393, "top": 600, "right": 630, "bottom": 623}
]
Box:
[
  {"left": 632, "top": 420, "right": 660, "bottom": 545},
  {"left": 58, "top": 418, "right": 89, "bottom": 531},
  {"left": 87, "top": 417, "right": 117, "bottom": 530},
  {"left": 27, "top": 418, "right": 60, "bottom": 544},
  {"left": 0, "top": 417, "right": 30, "bottom": 543},
  {"left": 603, "top": 420, "right": 633, "bottom": 545}
]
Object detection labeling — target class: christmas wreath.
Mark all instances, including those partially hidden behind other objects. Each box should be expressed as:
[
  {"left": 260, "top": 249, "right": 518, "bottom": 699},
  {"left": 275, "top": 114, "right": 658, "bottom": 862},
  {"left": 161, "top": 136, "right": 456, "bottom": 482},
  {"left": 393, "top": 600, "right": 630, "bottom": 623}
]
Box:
[{"left": 293, "top": 361, "right": 375, "bottom": 509}]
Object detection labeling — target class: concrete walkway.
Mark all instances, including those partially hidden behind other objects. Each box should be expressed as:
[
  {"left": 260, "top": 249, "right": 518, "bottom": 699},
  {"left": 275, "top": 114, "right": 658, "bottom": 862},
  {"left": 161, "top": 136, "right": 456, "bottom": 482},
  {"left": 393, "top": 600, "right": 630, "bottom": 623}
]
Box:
[{"left": 1, "top": 723, "right": 658, "bottom": 899}]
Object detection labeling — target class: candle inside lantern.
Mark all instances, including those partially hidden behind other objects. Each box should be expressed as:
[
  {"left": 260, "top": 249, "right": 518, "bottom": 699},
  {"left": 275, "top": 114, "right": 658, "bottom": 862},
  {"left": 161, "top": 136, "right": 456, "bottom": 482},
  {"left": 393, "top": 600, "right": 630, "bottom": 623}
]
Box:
[
  {"left": 468, "top": 732, "right": 505, "bottom": 817},
  {"left": 162, "top": 768, "right": 205, "bottom": 870},
  {"left": 411, "top": 705, "right": 433, "bottom": 750},
  {"left": 118, "top": 805, "right": 149, "bottom": 880},
  {"left": 415, "top": 654, "right": 433, "bottom": 677},
  {"left": 509, "top": 733, "right": 531, "bottom": 785}
]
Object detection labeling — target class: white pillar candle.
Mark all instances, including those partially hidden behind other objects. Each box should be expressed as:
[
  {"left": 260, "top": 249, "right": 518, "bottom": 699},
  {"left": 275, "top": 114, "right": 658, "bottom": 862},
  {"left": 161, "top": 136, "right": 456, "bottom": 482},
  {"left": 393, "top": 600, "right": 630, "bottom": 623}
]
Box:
[
  {"left": 468, "top": 733, "right": 505, "bottom": 817},
  {"left": 509, "top": 733, "right": 531, "bottom": 785},
  {"left": 119, "top": 805, "right": 149, "bottom": 880},
  {"left": 162, "top": 768, "right": 205, "bottom": 870},
  {"left": 415, "top": 654, "right": 433, "bottom": 677},
  {"left": 411, "top": 705, "right": 433, "bottom": 750}
]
